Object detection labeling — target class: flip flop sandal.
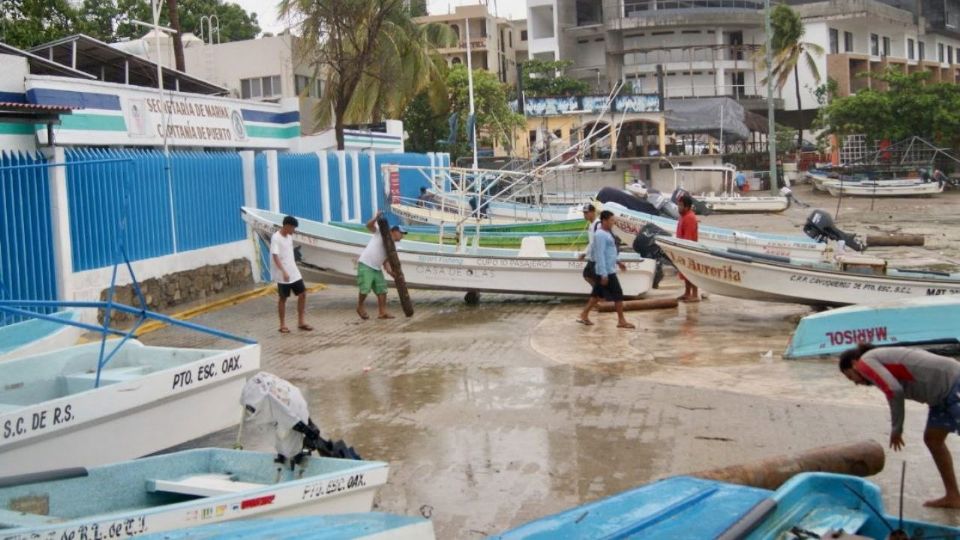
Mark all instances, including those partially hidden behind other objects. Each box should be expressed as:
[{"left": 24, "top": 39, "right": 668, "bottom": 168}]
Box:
[
  {"left": 279, "top": 327, "right": 291, "bottom": 333},
  {"left": 298, "top": 324, "right": 314, "bottom": 331},
  {"left": 576, "top": 319, "right": 594, "bottom": 326}
]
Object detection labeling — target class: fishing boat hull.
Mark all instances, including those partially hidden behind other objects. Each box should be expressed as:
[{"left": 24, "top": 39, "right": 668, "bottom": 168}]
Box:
[
  {"left": 700, "top": 195, "right": 790, "bottom": 213},
  {"left": 138, "top": 514, "right": 435, "bottom": 540},
  {"left": 0, "top": 449, "right": 389, "bottom": 539},
  {"left": 656, "top": 236, "right": 960, "bottom": 306},
  {"left": 605, "top": 202, "right": 829, "bottom": 260},
  {"left": 826, "top": 181, "right": 943, "bottom": 197},
  {"left": 0, "top": 341, "right": 261, "bottom": 476},
  {"left": 784, "top": 296, "right": 960, "bottom": 358},
  {"left": 427, "top": 192, "right": 581, "bottom": 222},
  {"left": 244, "top": 208, "right": 656, "bottom": 298},
  {"left": 0, "top": 310, "right": 82, "bottom": 362},
  {"left": 390, "top": 203, "right": 536, "bottom": 226}
]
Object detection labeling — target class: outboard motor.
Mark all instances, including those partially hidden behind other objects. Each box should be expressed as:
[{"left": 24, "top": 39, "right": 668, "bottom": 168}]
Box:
[
  {"left": 647, "top": 190, "right": 679, "bottom": 219},
  {"left": 240, "top": 372, "right": 362, "bottom": 468},
  {"left": 596, "top": 186, "right": 660, "bottom": 215},
  {"left": 631, "top": 222, "right": 670, "bottom": 289},
  {"left": 802, "top": 210, "right": 866, "bottom": 252},
  {"left": 671, "top": 188, "right": 711, "bottom": 216}
]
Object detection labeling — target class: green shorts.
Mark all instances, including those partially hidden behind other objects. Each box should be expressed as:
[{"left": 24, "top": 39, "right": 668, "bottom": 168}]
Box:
[{"left": 357, "top": 263, "right": 388, "bottom": 295}]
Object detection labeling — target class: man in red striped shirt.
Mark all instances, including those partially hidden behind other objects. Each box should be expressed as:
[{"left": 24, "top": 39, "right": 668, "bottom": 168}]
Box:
[{"left": 840, "top": 344, "right": 960, "bottom": 508}]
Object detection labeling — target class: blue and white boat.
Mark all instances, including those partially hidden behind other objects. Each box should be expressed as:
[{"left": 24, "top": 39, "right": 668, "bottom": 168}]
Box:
[
  {"left": 785, "top": 296, "right": 960, "bottom": 358},
  {"left": 495, "top": 473, "right": 960, "bottom": 539},
  {"left": 138, "top": 514, "right": 434, "bottom": 539},
  {"left": 0, "top": 449, "right": 389, "bottom": 540},
  {"left": 0, "top": 340, "right": 260, "bottom": 476},
  {"left": 0, "top": 310, "right": 82, "bottom": 361}
]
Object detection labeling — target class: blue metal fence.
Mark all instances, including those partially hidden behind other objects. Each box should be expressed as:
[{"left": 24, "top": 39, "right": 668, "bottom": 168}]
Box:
[
  {"left": 66, "top": 149, "right": 246, "bottom": 271},
  {"left": 0, "top": 151, "right": 58, "bottom": 314},
  {"left": 278, "top": 153, "right": 322, "bottom": 221},
  {"left": 255, "top": 153, "right": 269, "bottom": 210}
]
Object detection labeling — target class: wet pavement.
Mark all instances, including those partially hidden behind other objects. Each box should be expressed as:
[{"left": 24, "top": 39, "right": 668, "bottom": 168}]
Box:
[{"left": 145, "top": 184, "right": 960, "bottom": 538}]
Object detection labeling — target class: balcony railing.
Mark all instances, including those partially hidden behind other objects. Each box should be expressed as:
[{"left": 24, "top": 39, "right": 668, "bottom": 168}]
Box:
[
  {"left": 623, "top": 44, "right": 762, "bottom": 65},
  {"left": 624, "top": 0, "right": 763, "bottom": 17}
]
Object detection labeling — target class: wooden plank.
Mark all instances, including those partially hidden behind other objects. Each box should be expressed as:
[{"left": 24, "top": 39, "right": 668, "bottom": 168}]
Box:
[
  {"left": 377, "top": 216, "right": 414, "bottom": 317},
  {"left": 147, "top": 473, "right": 266, "bottom": 497}
]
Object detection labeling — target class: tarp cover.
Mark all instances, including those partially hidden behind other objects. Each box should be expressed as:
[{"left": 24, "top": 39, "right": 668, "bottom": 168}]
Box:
[{"left": 664, "top": 97, "right": 759, "bottom": 142}]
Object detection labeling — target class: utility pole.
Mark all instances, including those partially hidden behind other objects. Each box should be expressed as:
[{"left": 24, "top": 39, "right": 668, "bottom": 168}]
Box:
[{"left": 765, "top": 0, "right": 778, "bottom": 195}]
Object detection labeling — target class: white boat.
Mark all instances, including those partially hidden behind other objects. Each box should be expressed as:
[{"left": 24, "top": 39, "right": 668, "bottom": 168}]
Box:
[
  {"left": 807, "top": 171, "right": 925, "bottom": 192},
  {"left": 825, "top": 180, "right": 943, "bottom": 197},
  {"left": 0, "top": 448, "right": 388, "bottom": 538},
  {"left": 0, "top": 310, "right": 82, "bottom": 361},
  {"left": 0, "top": 339, "right": 260, "bottom": 476},
  {"left": 670, "top": 163, "right": 791, "bottom": 214},
  {"left": 390, "top": 202, "right": 542, "bottom": 226},
  {"left": 139, "top": 514, "right": 435, "bottom": 540},
  {"left": 427, "top": 190, "right": 580, "bottom": 223},
  {"left": 604, "top": 202, "right": 831, "bottom": 260},
  {"left": 656, "top": 236, "right": 960, "bottom": 306},
  {"left": 242, "top": 207, "right": 657, "bottom": 298}
]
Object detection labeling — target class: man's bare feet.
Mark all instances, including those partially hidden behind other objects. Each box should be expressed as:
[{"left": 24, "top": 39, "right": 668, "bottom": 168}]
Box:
[
  {"left": 923, "top": 495, "right": 960, "bottom": 508},
  {"left": 356, "top": 308, "right": 370, "bottom": 320},
  {"left": 378, "top": 313, "right": 395, "bottom": 319}
]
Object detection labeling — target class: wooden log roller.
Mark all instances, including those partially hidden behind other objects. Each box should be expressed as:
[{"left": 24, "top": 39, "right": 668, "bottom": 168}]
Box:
[{"left": 597, "top": 297, "right": 679, "bottom": 312}]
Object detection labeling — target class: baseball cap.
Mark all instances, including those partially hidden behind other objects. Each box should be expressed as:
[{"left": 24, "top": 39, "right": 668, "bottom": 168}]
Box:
[
  {"left": 581, "top": 203, "right": 596, "bottom": 212},
  {"left": 390, "top": 225, "right": 407, "bottom": 235}
]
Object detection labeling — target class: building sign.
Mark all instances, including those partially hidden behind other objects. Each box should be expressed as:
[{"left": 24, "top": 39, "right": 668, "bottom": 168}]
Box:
[
  {"left": 514, "top": 94, "right": 661, "bottom": 117},
  {"left": 25, "top": 75, "right": 299, "bottom": 149}
]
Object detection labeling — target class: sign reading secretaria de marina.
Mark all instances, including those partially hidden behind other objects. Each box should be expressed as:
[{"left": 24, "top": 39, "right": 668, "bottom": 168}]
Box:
[{"left": 25, "top": 75, "right": 299, "bottom": 149}]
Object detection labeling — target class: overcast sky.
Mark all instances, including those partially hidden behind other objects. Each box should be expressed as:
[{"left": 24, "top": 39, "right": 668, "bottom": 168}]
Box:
[{"left": 233, "top": 0, "right": 527, "bottom": 35}]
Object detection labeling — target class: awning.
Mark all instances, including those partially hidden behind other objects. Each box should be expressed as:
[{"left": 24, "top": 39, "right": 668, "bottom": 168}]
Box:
[{"left": 664, "top": 97, "right": 766, "bottom": 142}]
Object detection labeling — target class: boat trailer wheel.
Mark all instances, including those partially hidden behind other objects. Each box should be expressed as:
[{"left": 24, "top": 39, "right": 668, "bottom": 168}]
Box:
[{"left": 464, "top": 291, "right": 480, "bottom": 305}]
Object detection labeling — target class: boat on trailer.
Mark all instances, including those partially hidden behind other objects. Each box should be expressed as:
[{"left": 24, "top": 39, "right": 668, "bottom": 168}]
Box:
[
  {"left": 655, "top": 236, "right": 960, "bottom": 306},
  {"left": 0, "top": 339, "right": 260, "bottom": 476},
  {"left": 0, "top": 448, "right": 388, "bottom": 539},
  {"left": 784, "top": 296, "right": 960, "bottom": 358},
  {"left": 495, "top": 472, "right": 959, "bottom": 539},
  {"left": 243, "top": 207, "right": 656, "bottom": 298},
  {"left": 0, "top": 310, "right": 82, "bottom": 361},
  {"left": 138, "top": 513, "right": 435, "bottom": 539}
]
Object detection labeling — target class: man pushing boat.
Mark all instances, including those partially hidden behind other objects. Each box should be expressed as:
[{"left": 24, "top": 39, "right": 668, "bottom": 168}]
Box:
[
  {"left": 840, "top": 344, "right": 960, "bottom": 508},
  {"left": 357, "top": 211, "right": 406, "bottom": 320}
]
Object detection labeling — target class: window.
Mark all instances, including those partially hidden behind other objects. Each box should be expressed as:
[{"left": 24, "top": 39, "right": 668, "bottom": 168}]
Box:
[
  {"left": 240, "top": 75, "right": 281, "bottom": 99},
  {"left": 950, "top": 46, "right": 955, "bottom": 64},
  {"left": 919, "top": 41, "right": 925, "bottom": 60},
  {"left": 939, "top": 43, "right": 945, "bottom": 62},
  {"left": 829, "top": 28, "right": 839, "bottom": 54},
  {"left": 908, "top": 38, "right": 915, "bottom": 60},
  {"left": 509, "top": 31, "right": 512, "bottom": 48},
  {"left": 294, "top": 75, "right": 322, "bottom": 98},
  {"left": 870, "top": 33, "right": 879, "bottom": 56},
  {"left": 882, "top": 36, "right": 890, "bottom": 56},
  {"left": 844, "top": 31, "right": 853, "bottom": 52},
  {"left": 520, "top": 30, "right": 527, "bottom": 41}
]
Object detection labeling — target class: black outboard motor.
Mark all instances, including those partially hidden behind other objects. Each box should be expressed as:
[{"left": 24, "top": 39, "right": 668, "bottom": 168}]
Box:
[
  {"left": 631, "top": 222, "right": 670, "bottom": 289},
  {"left": 802, "top": 210, "right": 866, "bottom": 252},
  {"left": 670, "top": 188, "right": 712, "bottom": 216}
]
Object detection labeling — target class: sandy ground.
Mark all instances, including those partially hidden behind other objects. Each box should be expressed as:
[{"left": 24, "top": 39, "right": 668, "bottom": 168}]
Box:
[{"left": 147, "top": 184, "right": 960, "bottom": 538}]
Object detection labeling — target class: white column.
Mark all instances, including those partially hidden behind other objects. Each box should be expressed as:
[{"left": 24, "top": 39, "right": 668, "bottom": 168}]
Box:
[
  {"left": 366, "top": 149, "right": 378, "bottom": 215},
  {"left": 428, "top": 152, "right": 436, "bottom": 187},
  {"left": 43, "top": 146, "right": 74, "bottom": 302},
  {"left": 716, "top": 28, "right": 726, "bottom": 96},
  {"left": 239, "top": 150, "right": 256, "bottom": 209},
  {"left": 336, "top": 150, "right": 349, "bottom": 221},
  {"left": 350, "top": 150, "right": 361, "bottom": 222},
  {"left": 316, "top": 151, "right": 331, "bottom": 223},
  {"left": 265, "top": 150, "right": 280, "bottom": 213}
]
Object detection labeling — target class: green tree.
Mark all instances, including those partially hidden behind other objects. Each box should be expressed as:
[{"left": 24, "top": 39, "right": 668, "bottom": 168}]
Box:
[
  {"left": 814, "top": 69, "right": 960, "bottom": 149},
  {"left": 0, "top": 0, "right": 79, "bottom": 49},
  {"left": 104, "top": 0, "right": 260, "bottom": 43},
  {"left": 403, "top": 91, "right": 450, "bottom": 154},
  {"left": 279, "top": 0, "right": 454, "bottom": 149},
  {"left": 521, "top": 59, "right": 592, "bottom": 97},
  {"left": 447, "top": 64, "right": 525, "bottom": 159},
  {"left": 757, "top": 3, "right": 824, "bottom": 149}
]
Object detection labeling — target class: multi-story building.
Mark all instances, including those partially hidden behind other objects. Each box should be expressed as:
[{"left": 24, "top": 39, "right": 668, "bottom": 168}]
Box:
[
  {"left": 526, "top": 0, "right": 960, "bottom": 120},
  {"left": 414, "top": 4, "right": 521, "bottom": 85}
]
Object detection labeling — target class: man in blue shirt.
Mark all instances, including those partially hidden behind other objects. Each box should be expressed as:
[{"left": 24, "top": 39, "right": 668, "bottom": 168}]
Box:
[
  {"left": 735, "top": 171, "right": 747, "bottom": 192},
  {"left": 576, "top": 210, "right": 635, "bottom": 329}
]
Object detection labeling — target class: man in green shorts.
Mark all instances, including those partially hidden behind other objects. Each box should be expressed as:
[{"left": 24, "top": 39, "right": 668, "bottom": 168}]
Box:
[{"left": 357, "top": 210, "right": 406, "bottom": 320}]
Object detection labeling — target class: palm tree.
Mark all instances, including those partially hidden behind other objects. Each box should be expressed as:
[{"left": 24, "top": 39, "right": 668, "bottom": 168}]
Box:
[
  {"left": 757, "top": 3, "right": 824, "bottom": 150},
  {"left": 278, "top": 0, "right": 454, "bottom": 149}
]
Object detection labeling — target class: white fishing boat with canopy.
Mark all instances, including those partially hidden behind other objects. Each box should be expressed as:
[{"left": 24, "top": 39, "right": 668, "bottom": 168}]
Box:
[{"left": 668, "top": 162, "right": 792, "bottom": 213}]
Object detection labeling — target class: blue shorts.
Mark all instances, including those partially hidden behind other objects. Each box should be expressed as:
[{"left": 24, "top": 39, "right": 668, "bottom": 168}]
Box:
[{"left": 927, "top": 378, "right": 960, "bottom": 432}]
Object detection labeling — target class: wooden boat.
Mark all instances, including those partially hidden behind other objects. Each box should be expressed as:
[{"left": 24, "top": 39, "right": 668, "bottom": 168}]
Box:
[
  {"left": 785, "top": 296, "right": 960, "bottom": 358},
  {"left": 0, "top": 448, "right": 388, "bottom": 538},
  {"left": 0, "top": 339, "right": 260, "bottom": 476},
  {"left": 138, "top": 513, "right": 435, "bottom": 539},
  {"left": 495, "top": 473, "right": 960, "bottom": 539},
  {"left": 0, "top": 310, "right": 81, "bottom": 361},
  {"left": 826, "top": 180, "right": 943, "bottom": 197},
  {"left": 604, "top": 201, "right": 831, "bottom": 260},
  {"left": 243, "top": 207, "right": 656, "bottom": 298},
  {"left": 655, "top": 236, "right": 960, "bottom": 306}
]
